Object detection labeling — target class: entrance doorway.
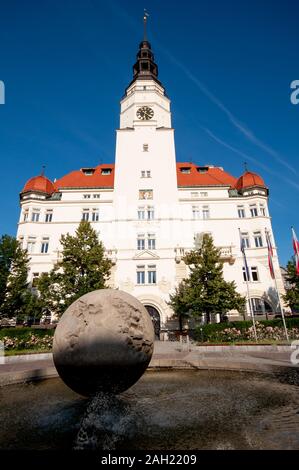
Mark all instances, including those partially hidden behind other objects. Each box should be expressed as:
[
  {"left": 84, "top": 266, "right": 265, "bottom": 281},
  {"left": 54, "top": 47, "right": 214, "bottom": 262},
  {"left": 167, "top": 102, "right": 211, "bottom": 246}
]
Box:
[{"left": 145, "top": 305, "right": 161, "bottom": 340}]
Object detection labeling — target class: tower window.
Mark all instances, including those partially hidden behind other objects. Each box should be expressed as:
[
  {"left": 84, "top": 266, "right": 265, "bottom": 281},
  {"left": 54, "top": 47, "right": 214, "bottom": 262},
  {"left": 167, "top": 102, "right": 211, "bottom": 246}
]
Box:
[
  {"left": 143, "top": 144, "right": 149, "bottom": 152},
  {"left": 23, "top": 209, "right": 29, "bottom": 222},
  {"left": 45, "top": 210, "right": 53, "bottom": 223},
  {"left": 192, "top": 206, "right": 200, "bottom": 219},
  {"left": 237, "top": 206, "right": 245, "bottom": 218},
  {"left": 250, "top": 204, "right": 258, "bottom": 217},
  {"left": 202, "top": 206, "right": 210, "bottom": 220},
  {"left": 31, "top": 210, "right": 40, "bottom": 222}
]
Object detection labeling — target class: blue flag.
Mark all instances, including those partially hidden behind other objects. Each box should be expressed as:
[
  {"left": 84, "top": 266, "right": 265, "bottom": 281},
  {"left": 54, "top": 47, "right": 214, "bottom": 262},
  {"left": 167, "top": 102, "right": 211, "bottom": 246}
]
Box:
[{"left": 240, "top": 236, "right": 250, "bottom": 281}]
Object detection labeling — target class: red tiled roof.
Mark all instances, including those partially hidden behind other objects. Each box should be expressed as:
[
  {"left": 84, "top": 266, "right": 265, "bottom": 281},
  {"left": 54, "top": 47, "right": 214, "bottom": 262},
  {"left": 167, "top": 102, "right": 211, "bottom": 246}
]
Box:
[
  {"left": 21, "top": 164, "right": 266, "bottom": 193},
  {"left": 176, "top": 162, "right": 237, "bottom": 188},
  {"left": 22, "top": 175, "right": 55, "bottom": 194},
  {"left": 235, "top": 171, "right": 266, "bottom": 190},
  {"left": 54, "top": 164, "right": 115, "bottom": 189}
]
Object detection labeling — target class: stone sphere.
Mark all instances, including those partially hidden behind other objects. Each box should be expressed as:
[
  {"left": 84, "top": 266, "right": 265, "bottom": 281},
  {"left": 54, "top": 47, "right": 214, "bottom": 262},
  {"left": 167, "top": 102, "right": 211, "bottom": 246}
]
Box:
[{"left": 53, "top": 289, "right": 155, "bottom": 397}]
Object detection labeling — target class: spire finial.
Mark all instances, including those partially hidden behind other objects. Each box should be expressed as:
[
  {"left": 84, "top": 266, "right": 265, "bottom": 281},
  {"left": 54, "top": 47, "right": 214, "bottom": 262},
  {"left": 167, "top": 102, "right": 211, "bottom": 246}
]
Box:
[
  {"left": 41, "top": 165, "right": 46, "bottom": 176},
  {"left": 143, "top": 9, "right": 149, "bottom": 41},
  {"left": 244, "top": 161, "right": 248, "bottom": 172}
]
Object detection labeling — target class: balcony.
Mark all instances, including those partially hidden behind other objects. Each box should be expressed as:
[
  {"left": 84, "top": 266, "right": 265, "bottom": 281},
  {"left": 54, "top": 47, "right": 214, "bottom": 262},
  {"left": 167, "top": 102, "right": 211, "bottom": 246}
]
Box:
[{"left": 174, "top": 245, "right": 236, "bottom": 264}]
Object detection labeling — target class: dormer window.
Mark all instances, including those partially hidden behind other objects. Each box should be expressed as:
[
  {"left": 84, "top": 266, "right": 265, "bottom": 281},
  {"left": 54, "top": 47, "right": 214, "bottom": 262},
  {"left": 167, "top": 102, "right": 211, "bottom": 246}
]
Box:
[
  {"left": 197, "top": 166, "right": 209, "bottom": 173},
  {"left": 180, "top": 167, "right": 191, "bottom": 174},
  {"left": 81, "top": 168, "right": 95, "bottom": 176},
  {"left": 101, "top": 168, "right": 112, "bottom": 175}
]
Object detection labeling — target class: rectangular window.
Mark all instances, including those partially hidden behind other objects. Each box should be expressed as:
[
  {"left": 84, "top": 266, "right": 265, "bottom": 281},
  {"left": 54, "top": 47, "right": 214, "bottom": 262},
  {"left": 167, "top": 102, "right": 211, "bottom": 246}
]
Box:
[
  {"left": 138, "top": 207, "right": 145, "bottom": 220},
  {"left": 45, "top": 210, "right": 53, "bottom": 223},
  {"left": 147, "top": 206, "right": 154, "bottom": 220},
  {"left": 181, "top": 167, "right": 191, "bottom": 174},
  {"left": 137, "top": 265, "right": 145, "bottom": 284},
  {"left": 137, "top": 235, "right": 145, "bottom": 251},
  {"left": 254, "top": 231, "right": 263, "bottom": 247},
  {"left": 147, "top": 234, "right": 156, "bottom": 250},
  {"left": 41, "top": 238, "right": 49, "bottom": 254},
  {"left": 192, "top": 206, "right": 200, "bottom": 219},
  {"left": 237, "top": 206, "right": 245, "bottom": 218},
  {"left": 191, "top": 192, "right": 198, "bottom": 198},
  {"left": 83, "top": 194, "right": 91, "bottom": 199},
  {"left": 241, "top": 232, "right": 250, "bottom": 248},
  {"left": 146, "top": 170, "right": 151, "bottom": 178},
  {"left": 27, "top": 237, "right": 36, "bottom": 253},
  {"left": 31, "top": 210, "right": 40, "bottom": 222},
  {"left": 260, "top": 205, "right": 266, "bottom": 216},
  {"left": 93, "top": 194, "right": 100, "bottom": 199},
  {"left": 242, "top": 267, "right": 250, "bottom": 282},
  {"left": 92, "top": 209, "right": 99, "bottom": 222},
  {"left": 251, "top": 266, "right": 259, "bottom": 281},
  {"left": 202, "top": 206, "right": 210, "bottom": 220},
  {"left": 32, "top": 273, "right": 39, "bottom": 288},
  {"left": 143, "top": 144, "right": 149, "bottom": 152},
  {"left": 101, "top": 168, "right": 112, "bottom": 175},
  {"left": 250, "top": 205, "right": 258, "bottom": 217},
  {"left": 23, "top": 209, "right": 29, "bottom": 222},
  {"left": 148, "top": 265, "right": 156, "bottom": 284},
  {"left": 141, "top": 171, "right": 146, "bottom": 178},
  {"left": 82, "top": 209, "right": 90, "bottom": 221},
  {"left": 251, "top": 298, "right": 263, "bottom": 314},
  {"left": 200, "top": 192, "right": 208, "bottom": 197}
]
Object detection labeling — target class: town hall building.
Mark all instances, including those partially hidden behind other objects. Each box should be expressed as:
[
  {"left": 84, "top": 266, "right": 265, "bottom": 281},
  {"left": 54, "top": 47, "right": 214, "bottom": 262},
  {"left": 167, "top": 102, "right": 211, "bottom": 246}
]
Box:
[{"left": 16, "top": 24, "right": 286, "bottom": 335}]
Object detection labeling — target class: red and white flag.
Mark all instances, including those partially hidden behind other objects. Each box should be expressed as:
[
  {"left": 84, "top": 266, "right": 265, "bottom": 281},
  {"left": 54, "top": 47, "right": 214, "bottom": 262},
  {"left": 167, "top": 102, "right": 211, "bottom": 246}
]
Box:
[
  {"left": 265, "top": 229, "right": 275, "bottom": 279},
  {"left": 292, "top": 227, "right": 299, "bottom": 276}
]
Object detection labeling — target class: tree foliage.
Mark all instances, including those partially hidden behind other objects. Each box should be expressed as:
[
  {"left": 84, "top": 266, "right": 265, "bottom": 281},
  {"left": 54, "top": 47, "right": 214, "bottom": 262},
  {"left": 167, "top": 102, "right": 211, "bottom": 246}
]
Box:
[
  {"left": 282, "top": 257, "right": 299, "bottom": 312},
  {"left": 0, "top": 235, "right": 18, "bottom": 307},
  {"left": 0, "top": 240, "right": 33, "bottom": 319},
  {"left": 169, "top": 234, "right": 246, "bottom": 325},
  {"left": 38, "top": 221, "right": 113, "bottom": 317}
]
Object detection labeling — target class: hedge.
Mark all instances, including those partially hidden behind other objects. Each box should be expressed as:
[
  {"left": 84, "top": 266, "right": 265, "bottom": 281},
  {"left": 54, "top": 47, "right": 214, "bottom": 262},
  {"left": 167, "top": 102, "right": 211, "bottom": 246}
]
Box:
[{"left": 194, "top": 318, "right": 299, "bottom": 343}]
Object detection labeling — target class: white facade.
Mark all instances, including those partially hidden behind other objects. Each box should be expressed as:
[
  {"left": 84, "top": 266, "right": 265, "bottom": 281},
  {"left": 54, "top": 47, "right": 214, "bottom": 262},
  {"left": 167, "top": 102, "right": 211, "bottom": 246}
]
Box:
[{"left": 16, "top": 38, "right": 287, "bottom": 332}]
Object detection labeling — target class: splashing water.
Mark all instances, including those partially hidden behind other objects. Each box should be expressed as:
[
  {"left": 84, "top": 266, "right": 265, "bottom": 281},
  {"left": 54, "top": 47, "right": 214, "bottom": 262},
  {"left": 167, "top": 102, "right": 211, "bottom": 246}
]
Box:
[{"left": 74, "top": 392, "right": 137, "bottom": 450}]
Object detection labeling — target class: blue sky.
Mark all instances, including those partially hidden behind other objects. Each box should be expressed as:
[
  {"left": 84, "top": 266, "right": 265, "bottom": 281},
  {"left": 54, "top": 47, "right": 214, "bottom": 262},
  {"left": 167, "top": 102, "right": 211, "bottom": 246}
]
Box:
[{"left": 0, "top": 0, "right": 298, "bottom": 265}]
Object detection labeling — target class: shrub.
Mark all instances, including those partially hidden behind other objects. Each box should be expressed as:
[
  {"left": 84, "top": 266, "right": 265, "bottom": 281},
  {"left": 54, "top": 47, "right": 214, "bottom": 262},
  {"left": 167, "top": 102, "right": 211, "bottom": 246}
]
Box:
[{"left": 194, "top": 318, "right": 299, "bottom": 343}]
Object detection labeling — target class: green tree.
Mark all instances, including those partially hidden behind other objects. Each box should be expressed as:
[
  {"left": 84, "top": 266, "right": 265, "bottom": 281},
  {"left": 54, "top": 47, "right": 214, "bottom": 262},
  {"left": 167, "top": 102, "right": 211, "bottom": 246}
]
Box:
[
  {"left": 169, "top": 234, "right": 246, "bottom": 325},
  {"left": 282, "top": 257, "right": 299, "bottom": 312},
  {"left": 0, "top": 235, "right": 18, "bottom": 307},
  {"left": 0, "top": 241, "right": 31, "bottom": 319},
  {"left": 38, "top": 221, "right": 113, "bottom": 317}
]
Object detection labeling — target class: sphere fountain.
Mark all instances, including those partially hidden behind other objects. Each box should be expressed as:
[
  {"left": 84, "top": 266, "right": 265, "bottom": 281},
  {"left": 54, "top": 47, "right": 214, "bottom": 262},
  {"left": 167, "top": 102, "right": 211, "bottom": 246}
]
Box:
[{"left": 53, "top": 289, "right": 155, "bottom": 396}]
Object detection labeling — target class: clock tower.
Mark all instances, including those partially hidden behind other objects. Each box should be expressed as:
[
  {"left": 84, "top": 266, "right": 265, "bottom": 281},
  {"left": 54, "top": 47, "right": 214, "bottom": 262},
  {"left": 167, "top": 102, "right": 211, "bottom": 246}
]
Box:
[{"left": 113, "top": 16, "right": 179, "bottom": 297}]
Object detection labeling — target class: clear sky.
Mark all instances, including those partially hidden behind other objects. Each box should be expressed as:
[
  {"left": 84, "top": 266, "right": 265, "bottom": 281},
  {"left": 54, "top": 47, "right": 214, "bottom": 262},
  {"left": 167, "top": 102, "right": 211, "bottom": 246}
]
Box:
[{"left": 0, "top": 0, "right": 298, "bottom": 265}]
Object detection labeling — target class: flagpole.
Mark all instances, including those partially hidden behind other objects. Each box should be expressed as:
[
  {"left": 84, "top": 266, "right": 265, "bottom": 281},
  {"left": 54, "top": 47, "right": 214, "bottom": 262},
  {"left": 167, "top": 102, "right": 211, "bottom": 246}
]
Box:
[
  {"left": 265, "top": 228, "right": 289, "bottom": 342},
  {"left": 238, "top": 228, "right": 257, "bottom": 341}
]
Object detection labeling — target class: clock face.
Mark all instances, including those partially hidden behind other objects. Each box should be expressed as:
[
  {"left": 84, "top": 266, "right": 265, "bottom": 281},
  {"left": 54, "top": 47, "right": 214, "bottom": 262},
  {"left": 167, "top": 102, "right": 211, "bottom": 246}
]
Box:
[{"left": 136, "top": 106, "right": 154, "bottom": 121}]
